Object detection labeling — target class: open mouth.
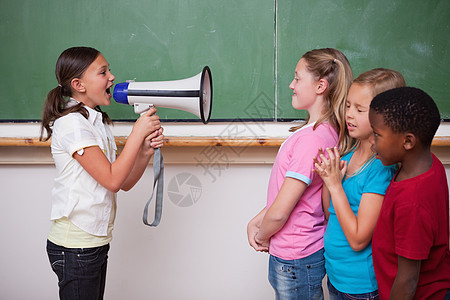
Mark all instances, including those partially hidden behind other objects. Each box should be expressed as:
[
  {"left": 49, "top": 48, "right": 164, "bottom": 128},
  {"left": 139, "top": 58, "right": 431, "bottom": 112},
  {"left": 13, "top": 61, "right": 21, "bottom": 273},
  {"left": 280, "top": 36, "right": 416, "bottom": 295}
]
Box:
[{"left": 106, "top": 87, "right": 112, "bottom": 96}]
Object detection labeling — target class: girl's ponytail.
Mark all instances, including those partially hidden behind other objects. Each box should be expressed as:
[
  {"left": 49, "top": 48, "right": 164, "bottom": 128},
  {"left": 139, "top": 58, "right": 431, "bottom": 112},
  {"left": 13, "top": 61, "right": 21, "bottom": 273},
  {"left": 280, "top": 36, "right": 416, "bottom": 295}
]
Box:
[
  {"left": 40, "top": 85, "right": 66, "bottom": 141},
  {"left": 40, "top": 47, "right": 111, "bottom": 141},
  {"left": 40, "top": 82, "right": 87, "bottom": 141}
]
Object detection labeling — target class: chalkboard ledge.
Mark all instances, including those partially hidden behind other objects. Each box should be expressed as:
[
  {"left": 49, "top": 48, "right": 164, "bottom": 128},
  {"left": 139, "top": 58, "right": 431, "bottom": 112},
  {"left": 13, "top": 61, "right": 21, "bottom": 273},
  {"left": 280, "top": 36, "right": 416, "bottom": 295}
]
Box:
[
  {"left": 1, "top": 122, "right": 450, "bottom": 147},
  {"left": 0, "top": 136, "right": 285, "bottom": 147},
  {"left": 2, "top": 123, "right": 450, "bottom": 165}
]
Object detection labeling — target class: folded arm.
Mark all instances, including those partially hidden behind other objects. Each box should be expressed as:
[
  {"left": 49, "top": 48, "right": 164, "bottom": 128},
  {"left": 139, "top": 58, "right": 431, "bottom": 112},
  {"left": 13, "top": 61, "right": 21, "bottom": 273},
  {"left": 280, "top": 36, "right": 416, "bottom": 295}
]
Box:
[{"left": 255, "top": 177, "right": 307, "bottom": 248}]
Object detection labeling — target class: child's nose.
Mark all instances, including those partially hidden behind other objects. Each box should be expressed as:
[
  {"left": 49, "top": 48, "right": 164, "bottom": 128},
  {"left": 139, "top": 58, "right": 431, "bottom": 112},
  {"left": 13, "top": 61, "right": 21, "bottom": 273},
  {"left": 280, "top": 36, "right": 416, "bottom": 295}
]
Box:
[
  {"left": 346, "top": 109, "right": 353, "bottom": 119},
  {"left": 289, "top": 80, "right": 294, "bottom": 90}
]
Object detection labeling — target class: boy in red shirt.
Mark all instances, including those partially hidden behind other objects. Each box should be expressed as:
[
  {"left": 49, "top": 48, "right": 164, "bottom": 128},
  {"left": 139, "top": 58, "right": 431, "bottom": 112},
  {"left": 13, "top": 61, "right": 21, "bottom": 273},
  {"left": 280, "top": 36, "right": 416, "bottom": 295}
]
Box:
[{"left": 369, "top": 87, "right": 450, "bottom": 299}]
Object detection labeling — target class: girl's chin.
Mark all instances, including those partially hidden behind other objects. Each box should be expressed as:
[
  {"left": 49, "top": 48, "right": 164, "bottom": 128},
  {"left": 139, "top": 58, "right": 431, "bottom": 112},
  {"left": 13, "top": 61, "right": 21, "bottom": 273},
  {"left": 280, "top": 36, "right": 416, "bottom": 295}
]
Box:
[
  {"left": 104, "top": 95, "right": 112, "bottom": 105},
  {"left": 348, "top": 131, "right": 359, "bottom": 138},
  {"left": 291, "top": 101, "right": 305, "bottom": 110},
  {"left": 100, "top": 99, "right": 111, "bottom": 106}
]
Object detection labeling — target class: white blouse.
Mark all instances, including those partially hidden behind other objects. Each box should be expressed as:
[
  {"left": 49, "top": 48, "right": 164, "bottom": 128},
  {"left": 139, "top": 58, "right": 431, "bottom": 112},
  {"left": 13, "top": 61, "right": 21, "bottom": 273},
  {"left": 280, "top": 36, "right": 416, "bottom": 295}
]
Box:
[{"left": 50, "top": 99, "right": 117, "bottom": 236}]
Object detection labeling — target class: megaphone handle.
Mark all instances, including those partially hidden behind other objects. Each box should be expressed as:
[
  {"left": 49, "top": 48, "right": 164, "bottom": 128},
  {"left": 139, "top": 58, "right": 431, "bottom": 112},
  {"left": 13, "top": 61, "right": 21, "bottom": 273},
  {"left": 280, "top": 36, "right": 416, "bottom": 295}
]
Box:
[
  {"left": 142, "top": 147, "right": 164, "bottom": 227},
  {"left": 136, "top": 103, "right": 155, "bottom": 115}
]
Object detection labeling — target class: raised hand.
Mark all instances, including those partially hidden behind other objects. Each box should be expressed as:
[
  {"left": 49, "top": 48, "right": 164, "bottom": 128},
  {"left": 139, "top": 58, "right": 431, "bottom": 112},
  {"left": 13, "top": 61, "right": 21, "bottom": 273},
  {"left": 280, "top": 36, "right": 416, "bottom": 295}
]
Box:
[{"left": 132, "top": 107, "right": 161, "bottom": 140}]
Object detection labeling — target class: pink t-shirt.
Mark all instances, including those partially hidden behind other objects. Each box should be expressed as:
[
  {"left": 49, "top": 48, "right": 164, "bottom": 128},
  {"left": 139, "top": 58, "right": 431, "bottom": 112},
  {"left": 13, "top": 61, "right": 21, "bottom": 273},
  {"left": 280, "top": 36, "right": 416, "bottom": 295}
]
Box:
[{"left": 267, "top": 122, "right": 338, "bottom": 260}]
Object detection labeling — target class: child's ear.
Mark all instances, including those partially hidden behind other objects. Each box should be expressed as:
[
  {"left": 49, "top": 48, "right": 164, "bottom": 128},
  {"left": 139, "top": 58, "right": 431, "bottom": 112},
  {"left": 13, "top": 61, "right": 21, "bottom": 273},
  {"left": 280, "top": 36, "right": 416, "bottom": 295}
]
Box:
[
  {"left": 71, "top": 78, "right": 86, "bottom": 93},
  {"left": 317, "top": 79, "right": 329, "bottom": 95},
  {"left": 403, "top": 133, "right": 416, "bottom": 150}
]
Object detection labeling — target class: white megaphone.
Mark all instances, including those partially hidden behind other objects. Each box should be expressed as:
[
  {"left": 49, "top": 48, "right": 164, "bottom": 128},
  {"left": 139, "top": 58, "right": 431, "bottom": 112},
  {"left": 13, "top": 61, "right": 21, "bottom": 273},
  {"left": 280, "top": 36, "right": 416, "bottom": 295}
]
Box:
[{"left": 113, "top": 66, "right": 212, "bottom": 123}]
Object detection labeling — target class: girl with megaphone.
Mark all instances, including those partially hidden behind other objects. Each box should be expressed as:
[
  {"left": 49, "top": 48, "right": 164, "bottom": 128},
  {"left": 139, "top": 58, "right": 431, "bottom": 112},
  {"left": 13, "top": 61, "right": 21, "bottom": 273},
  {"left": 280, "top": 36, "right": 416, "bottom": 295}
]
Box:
[{"left": 40, "top": 46, "right": 164, "bottom": 299}]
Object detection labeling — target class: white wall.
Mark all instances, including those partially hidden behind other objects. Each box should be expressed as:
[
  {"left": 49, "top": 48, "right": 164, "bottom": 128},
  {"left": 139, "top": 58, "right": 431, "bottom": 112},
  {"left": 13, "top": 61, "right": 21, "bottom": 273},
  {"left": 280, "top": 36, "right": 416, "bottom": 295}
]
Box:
[
  {"left": 0, "top": 161, "right": 275, "bottom": 300},
  {"left": 1, "top": 122, "right": 450, "bottom": 299}
]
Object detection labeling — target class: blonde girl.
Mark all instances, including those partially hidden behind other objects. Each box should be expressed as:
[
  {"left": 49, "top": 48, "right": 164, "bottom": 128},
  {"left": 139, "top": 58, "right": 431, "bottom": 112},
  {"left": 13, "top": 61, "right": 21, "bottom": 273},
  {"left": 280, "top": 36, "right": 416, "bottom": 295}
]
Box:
[
  {"left": 247, "top": 48, "right": 353, "bottom": 300},
  {"left": 314, "top": 68, "right": 405, "bottom": 299}
]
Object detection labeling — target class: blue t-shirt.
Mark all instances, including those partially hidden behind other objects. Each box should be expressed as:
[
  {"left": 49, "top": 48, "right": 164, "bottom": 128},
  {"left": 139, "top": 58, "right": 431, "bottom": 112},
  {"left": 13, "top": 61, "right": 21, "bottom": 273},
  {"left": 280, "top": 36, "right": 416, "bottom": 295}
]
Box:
[{"left": 323, "top": 150, "right": 397, "bottom": 293}]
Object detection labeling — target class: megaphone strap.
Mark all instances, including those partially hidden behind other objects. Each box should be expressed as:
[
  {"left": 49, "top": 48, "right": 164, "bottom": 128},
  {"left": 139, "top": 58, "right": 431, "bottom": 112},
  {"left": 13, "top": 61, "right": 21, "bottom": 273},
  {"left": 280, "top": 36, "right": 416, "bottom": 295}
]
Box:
[{"left": 142, "top": 148, "right": 164, "bottom": 227}]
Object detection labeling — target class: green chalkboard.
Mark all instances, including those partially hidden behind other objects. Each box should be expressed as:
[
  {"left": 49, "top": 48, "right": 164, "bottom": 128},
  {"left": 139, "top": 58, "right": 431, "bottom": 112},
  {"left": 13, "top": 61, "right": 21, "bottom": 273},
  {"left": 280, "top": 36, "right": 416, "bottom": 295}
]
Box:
[
  {"left": 1, "top": 0, "right": 449, "bottom": 122},
  {"left": 0, "top": 0, "right": 275, "bottom": 121},
  {"left": 277, "top": 0, "right": 450, "bottom": 120}
]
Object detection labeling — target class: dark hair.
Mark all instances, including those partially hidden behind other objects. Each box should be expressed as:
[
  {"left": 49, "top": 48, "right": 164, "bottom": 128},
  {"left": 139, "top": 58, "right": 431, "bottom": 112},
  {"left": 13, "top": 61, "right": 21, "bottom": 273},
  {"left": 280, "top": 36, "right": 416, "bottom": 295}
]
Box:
[
  {"left": 370, "top": 87, "right": 440, "bottom": 146},
  {"left": 290, "top": 48, "right": 353, "bottom": 155},
  {"left": 40, "top": 46, "right": 112, "bottom": 141}
]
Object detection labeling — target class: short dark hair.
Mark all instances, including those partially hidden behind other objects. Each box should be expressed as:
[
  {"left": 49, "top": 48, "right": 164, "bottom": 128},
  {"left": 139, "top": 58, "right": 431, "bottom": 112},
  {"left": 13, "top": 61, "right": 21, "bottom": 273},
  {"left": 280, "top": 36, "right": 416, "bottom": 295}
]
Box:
[{"left": 370, "top": 87, "right": 440, "bottom": 146}]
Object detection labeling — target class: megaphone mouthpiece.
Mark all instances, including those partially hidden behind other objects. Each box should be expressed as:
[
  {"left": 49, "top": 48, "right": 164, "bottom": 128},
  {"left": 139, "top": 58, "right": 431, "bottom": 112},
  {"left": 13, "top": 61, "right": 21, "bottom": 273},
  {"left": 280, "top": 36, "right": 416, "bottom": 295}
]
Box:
[{"left": 113, "top": 82, "right": 130, "bottom": 105}]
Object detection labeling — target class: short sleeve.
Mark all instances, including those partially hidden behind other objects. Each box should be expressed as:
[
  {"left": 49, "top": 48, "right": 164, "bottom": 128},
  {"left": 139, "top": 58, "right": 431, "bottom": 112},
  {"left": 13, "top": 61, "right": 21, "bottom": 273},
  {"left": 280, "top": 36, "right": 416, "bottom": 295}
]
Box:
[
  {"left": 362, "top": 160, "right": 396, "bottom": 195},
  {"left": 53, "top": 114, "right": 99, "bottom": 156},
  {"left": 394, "top": 202, "right": 434, "bottom": 260},
  {"left": 285, "top": 133, "right": 328, "bottom": 185}
]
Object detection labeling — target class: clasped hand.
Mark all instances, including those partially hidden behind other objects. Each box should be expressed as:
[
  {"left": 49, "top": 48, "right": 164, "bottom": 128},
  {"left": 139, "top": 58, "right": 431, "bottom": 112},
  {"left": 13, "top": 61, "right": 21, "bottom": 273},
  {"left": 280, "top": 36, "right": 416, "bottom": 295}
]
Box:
[
  {"left": 247, "top": 217, "right": 269, "bottom": 253},
  {"left": 313, "top": 147, "right": 347, "bottom": 188}
]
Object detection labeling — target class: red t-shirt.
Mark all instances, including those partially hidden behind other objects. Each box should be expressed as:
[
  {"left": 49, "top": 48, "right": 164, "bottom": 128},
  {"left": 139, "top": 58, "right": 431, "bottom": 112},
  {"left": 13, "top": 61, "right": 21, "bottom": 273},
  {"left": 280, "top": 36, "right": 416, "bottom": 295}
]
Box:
[{"left": 373, "top": 154, "right": 450, "bottom": 299}]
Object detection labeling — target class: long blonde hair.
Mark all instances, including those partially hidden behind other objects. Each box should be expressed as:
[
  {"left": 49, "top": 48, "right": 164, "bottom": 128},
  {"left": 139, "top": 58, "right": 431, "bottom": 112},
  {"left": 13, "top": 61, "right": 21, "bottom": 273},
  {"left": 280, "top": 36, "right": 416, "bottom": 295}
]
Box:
[{"left": 290, "top": 48, "right": 353, "bottom": 155}]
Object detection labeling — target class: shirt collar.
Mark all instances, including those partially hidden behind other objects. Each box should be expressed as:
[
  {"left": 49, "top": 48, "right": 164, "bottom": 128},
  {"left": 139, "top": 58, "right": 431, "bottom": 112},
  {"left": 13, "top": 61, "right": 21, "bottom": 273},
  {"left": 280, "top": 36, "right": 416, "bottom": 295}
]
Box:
[
  {"left": 302, "top": 121, "right": 316, "bottom": 130},
  {"left": 68, "top": 98, "right": 103, "bottom": 125}
]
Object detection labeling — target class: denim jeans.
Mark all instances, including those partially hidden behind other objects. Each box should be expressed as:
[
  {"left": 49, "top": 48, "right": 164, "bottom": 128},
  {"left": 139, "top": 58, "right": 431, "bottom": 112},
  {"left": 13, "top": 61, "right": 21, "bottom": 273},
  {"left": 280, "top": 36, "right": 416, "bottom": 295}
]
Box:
[
  {"left": 269, "top": 248, "right": 325, "bottom": 300},
  {"left": 327, "top": 278, "right": 379, "bottom": 300},
  {"left": 46, "top": 240, "right": 110, "bottom": 300}
]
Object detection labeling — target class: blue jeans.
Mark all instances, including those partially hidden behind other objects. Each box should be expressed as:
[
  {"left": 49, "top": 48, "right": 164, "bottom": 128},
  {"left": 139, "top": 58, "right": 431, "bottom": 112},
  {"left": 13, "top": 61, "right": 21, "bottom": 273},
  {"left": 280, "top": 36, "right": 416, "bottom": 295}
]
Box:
[
  {"left": 46, "top": 240, "right": 110, "bottom": 300},
  {"left": 327, "top": 279, "right": 379, "bottom": 300},
  {"left": 269, "top": 248, "right": 325, "bottom": 300}
]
